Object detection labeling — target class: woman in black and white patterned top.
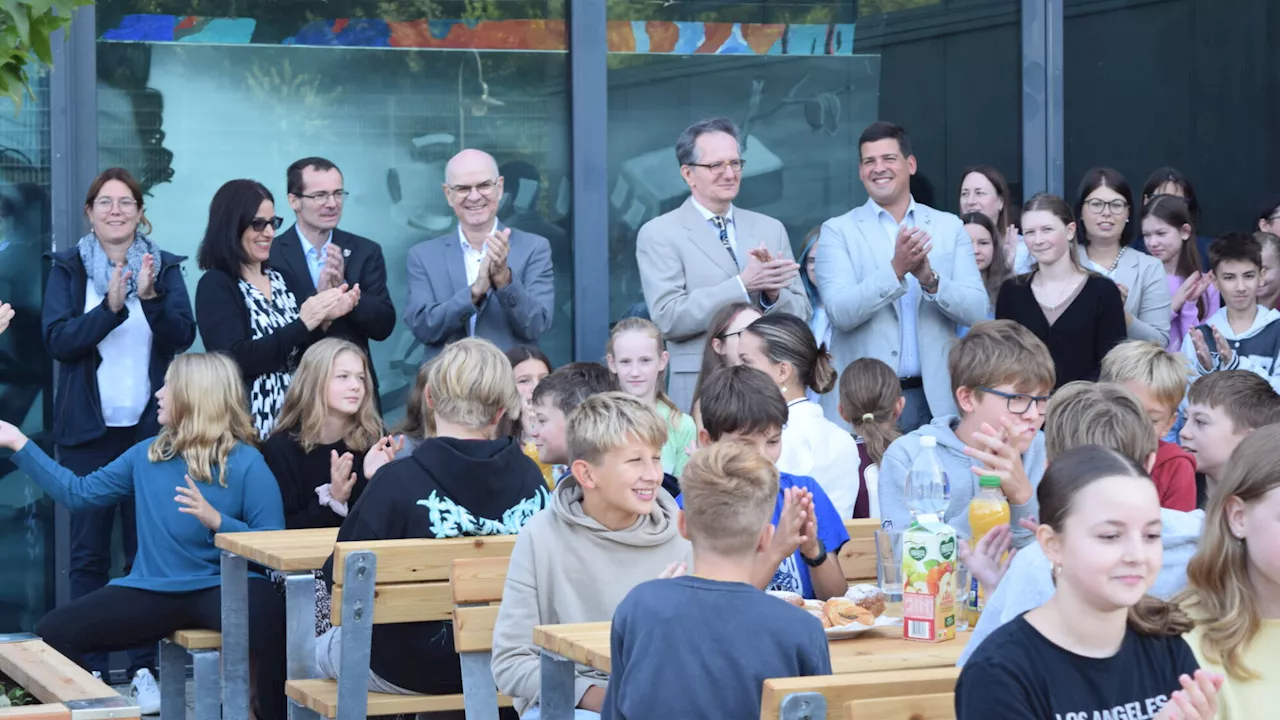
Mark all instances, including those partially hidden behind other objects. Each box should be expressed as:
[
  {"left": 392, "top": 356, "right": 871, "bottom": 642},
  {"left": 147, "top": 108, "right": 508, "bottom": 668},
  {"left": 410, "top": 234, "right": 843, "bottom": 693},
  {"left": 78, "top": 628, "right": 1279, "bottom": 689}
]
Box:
[{"left": 195, "top": 180, "right": 360, "bottom": 436}]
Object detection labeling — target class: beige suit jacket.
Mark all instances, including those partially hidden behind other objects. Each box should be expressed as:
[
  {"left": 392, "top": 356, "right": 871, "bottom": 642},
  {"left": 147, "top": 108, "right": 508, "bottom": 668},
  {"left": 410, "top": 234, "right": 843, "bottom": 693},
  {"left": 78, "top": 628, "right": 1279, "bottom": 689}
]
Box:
[{"left": 637, "top": 197, "right": 810, "bottom": 410}]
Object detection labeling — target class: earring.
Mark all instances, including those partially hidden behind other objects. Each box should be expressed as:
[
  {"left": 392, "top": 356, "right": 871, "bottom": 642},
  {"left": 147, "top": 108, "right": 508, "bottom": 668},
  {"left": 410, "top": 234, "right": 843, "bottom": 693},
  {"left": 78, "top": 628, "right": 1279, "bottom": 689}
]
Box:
[{"left": 1053, "top": 564, "right": 1062, "bottom": 577}]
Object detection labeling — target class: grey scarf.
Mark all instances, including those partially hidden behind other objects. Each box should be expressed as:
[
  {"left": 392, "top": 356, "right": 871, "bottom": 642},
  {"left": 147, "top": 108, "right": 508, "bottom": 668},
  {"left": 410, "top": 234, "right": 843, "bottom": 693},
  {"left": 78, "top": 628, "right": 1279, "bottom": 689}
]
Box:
[{"left": 78, "top": 231, "right": 160, "bottom": 300}]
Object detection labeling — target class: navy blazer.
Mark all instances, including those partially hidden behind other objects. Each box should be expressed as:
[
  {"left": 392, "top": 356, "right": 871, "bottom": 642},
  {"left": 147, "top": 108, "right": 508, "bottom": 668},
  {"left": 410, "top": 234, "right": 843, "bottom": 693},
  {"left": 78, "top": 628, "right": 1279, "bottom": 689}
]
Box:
[
  {"left": 42, "top": 247, "right": 196, "bottom": 447},
  {"left": 269, "top": 226, "right": 397, "bottom": 397}
]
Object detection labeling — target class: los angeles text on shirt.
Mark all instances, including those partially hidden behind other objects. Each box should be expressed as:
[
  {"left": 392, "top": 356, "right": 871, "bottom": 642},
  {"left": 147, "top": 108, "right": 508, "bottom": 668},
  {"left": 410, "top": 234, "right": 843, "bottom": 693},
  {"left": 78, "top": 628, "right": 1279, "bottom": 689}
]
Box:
[{"left": 1056, "top": 694, "right": 1169, "bottom": 720}]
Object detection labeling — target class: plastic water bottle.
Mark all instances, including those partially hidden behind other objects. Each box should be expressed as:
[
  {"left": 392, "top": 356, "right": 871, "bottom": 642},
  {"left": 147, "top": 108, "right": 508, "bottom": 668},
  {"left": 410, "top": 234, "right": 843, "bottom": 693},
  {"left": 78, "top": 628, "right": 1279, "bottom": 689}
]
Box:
[{"left": 908, "top": 436, "right": 950, "bottom": 520}]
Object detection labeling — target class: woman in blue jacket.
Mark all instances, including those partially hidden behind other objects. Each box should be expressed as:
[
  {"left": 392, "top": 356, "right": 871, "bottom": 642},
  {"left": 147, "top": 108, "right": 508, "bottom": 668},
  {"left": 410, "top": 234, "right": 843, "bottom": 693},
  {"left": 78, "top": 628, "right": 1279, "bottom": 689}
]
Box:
[
  {"left": 0, "top": 352, "right": 287, "bottom": 720},
  {"left": 39, "top": 167, "right": 195, "bottom": 692}
]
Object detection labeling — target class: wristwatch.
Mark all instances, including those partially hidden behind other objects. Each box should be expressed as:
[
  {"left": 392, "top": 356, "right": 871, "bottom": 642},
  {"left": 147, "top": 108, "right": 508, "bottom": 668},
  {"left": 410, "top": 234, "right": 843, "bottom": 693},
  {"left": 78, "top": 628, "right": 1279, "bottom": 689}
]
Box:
[
  {"left": 921, "top": 270, "right": 940, "bottom": 293},
  {"left": 802, "top": 539, "right": 828, "bottom": 567}
]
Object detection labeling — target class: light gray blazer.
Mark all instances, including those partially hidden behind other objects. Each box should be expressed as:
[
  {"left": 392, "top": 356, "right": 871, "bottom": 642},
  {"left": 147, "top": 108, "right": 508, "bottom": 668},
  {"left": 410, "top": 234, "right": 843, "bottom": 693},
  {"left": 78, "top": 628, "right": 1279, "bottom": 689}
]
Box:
[
  {"left": 637, "top": 197, "right": 810, "bottom": 410},
  {"left": 815, "top": 199, "right": 989, "bottom": 417},
  {"left": 403, "top": 222, "right": 555, "bottom": 360},
  {"left": 1079, "top": 246, "right": 1171, "bottom": 347}
]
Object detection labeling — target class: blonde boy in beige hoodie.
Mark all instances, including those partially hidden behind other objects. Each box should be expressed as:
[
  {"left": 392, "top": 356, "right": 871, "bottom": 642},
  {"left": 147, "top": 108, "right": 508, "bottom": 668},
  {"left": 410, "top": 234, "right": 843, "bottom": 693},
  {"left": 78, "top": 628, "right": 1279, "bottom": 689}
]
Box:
[{"left": 491, "top": 392, "right": 694, "bottom": 718}]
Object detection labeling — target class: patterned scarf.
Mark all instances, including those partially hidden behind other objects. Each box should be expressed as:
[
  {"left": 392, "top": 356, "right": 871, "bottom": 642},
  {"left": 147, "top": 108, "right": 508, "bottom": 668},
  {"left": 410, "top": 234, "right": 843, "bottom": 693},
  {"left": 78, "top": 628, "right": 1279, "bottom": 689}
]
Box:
[{"left": 77, "top": 231, "right": 160, "bottom": 300}]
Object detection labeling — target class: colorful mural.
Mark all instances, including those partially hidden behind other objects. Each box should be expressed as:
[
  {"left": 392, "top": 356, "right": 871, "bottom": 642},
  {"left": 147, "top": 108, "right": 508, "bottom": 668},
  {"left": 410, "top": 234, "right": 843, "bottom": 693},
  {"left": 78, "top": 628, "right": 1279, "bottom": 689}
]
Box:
[{"left": 100, "top": 15, "right": 857, "bottom": 56}]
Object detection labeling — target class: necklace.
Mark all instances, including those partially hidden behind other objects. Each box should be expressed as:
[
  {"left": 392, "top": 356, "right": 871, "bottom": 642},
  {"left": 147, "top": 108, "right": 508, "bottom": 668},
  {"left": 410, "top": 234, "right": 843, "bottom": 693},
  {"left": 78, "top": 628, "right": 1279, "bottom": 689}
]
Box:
[{"left": 1091, "top": 246, "right": 1126, "bottom": 276}]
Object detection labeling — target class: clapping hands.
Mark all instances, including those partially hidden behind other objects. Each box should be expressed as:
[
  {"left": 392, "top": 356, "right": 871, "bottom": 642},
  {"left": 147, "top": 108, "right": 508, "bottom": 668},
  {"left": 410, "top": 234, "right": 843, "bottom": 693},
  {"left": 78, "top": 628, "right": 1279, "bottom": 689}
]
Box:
[
  {"left": 0, "top": 301, "right": 13, "bottom": 336},
  {"left": 175, "top": 474, "right": 222, "bottom": 531},
  {"left": 362, "top": 435, "right": 405, "bottom": 480}
]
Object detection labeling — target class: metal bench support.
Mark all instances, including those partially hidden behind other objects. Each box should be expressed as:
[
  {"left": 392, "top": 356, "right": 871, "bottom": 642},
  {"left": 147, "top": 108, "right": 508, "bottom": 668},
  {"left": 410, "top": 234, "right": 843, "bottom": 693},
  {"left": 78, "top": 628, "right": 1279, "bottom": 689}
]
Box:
[
  {"left": 335, "top": 551, "right": 376, "bottom": 720},
  {"left": 458, "top": 648, "right": 500, "bottom": 720},
  {"left": 539, "top": 651, "right": 576, "bottom": 720},
  {"left": 779, "top": 691, "right": 828, "bottom": 720}
]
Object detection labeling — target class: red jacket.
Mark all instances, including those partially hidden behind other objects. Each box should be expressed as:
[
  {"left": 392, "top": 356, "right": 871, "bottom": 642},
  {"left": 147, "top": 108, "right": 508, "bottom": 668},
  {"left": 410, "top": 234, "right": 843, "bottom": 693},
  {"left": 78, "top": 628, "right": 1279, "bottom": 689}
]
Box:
[{"left": 1151, "top": 441, "right": 1197, "bottom": 512}]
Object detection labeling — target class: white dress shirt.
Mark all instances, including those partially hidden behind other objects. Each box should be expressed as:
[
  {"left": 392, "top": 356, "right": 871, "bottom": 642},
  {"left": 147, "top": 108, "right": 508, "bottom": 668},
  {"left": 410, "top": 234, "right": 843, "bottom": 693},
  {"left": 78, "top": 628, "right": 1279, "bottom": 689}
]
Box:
[
  {"left": 778, "top": 398, "right": 862, "bottom": 518},
  {"left": 689, "top": 197, "right": 752, "bottom": 302},
  {"left": 301, "top": 229, "right": 334, "bottom": 288},
  {"left": 458, "top": 221, "right": 496, "bottom": 336},
  {"left": 86, "top": 280, "right": 153, "bottom": 427},
  {"left": 870, "top": 198, "right": 928, "bottom": 378}
]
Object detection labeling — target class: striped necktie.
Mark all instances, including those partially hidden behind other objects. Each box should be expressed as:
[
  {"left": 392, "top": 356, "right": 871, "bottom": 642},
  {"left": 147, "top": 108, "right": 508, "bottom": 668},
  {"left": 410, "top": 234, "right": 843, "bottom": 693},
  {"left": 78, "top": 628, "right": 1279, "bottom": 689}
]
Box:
[{"left": 710, "top": 215, "right": 738, "bottom": 267}]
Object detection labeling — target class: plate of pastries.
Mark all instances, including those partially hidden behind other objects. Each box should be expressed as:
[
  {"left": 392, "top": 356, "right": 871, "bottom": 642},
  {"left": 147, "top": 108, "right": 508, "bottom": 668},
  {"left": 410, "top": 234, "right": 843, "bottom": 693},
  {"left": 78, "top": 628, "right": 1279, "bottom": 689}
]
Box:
[{"left": 769, "top": 584, "right": 899, "bottom": 639}]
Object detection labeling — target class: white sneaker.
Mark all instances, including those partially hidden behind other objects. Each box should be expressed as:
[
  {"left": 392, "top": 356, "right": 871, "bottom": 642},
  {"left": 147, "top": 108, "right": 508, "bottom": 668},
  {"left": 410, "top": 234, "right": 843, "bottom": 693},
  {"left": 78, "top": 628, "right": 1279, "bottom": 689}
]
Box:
[{"left": 129, "top": 669, "right": 160, "bottom": 716}]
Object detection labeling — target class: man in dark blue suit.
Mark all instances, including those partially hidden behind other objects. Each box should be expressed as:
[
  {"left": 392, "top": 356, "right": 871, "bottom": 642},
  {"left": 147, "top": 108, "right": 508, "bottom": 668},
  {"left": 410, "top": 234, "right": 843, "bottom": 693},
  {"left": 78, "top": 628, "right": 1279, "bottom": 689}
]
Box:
[{"left": 270, "top": 157, "right": 397, "bottom": 405}]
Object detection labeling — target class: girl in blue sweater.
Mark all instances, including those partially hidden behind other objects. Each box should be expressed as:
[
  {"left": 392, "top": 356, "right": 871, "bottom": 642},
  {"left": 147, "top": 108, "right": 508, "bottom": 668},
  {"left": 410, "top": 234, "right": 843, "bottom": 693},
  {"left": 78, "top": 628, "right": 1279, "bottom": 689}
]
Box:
[{"left": 0, "top": 352, "right": 289, "bottom": 720}]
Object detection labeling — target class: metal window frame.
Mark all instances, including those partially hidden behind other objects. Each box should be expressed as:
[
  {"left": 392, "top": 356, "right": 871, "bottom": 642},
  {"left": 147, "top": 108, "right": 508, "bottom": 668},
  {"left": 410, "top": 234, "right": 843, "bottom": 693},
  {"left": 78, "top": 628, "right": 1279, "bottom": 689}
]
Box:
[
  {"left": 1022, "top": 0, "right": 1065, "bottom": 198},
  {"left": 568, "top": 0, "right": 609, "bottom": 361},
  {"left": 48, "top": 3, "right": 98, "bottom": 612}
]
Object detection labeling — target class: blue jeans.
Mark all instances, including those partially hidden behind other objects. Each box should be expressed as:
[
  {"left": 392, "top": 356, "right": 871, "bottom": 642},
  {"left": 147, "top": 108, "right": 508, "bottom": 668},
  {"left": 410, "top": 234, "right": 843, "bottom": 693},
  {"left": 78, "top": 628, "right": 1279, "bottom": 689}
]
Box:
[{"left": 57, "top": 426, "right": 154, "bottom": 678}]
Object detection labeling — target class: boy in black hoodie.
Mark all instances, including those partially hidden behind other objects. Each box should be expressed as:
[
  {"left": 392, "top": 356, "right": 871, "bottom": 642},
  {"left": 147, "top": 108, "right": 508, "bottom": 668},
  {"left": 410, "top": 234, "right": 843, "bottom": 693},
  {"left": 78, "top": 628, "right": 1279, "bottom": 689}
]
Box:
[{"left": 316, "top": 337, "right": 551, "bottom": 695}]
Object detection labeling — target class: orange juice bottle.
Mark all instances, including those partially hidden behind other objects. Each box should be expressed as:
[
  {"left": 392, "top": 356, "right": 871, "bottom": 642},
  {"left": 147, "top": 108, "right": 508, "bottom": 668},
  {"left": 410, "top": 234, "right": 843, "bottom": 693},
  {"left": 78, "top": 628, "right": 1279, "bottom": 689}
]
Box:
[{"left": 966, "top": 476, "right": 1010, "bottom": 625}]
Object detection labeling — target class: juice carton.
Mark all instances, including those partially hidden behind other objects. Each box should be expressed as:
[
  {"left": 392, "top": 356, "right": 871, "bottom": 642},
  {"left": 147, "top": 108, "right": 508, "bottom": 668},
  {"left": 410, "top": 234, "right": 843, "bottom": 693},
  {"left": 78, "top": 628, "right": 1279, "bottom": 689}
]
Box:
[{"left": 901, "top": 516, "right": 957, "bottom": 642}]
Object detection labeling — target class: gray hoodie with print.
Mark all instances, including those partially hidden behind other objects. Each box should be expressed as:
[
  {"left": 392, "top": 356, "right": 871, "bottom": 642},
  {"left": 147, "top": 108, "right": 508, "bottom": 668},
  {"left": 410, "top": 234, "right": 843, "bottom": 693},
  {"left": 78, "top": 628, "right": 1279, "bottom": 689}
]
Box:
[{"left": 877, "top": 415, "right": 1046, "bottom": 548}]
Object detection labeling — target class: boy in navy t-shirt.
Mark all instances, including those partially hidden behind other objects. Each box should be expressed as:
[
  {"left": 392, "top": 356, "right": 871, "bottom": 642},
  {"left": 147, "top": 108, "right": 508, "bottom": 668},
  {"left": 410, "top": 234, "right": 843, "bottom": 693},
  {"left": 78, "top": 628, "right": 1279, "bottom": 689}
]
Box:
[
  {"left": 679, "top": 365, "right": 849, "bottom": 600},
  {"left": 602, "top": 443, "right": 832, "bottom": 720}
]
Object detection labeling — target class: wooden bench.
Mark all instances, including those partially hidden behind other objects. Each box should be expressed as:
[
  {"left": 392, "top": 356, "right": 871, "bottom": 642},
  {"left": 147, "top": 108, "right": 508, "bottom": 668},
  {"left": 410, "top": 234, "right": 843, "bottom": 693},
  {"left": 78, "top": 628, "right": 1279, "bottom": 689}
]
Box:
[
  {"left": 452, "top": 556, "right": 514, "bottom": 720},
  {"left": 841, "top": 519, "right": 880, "bottom": 583},
  {"left": 284, "top": 536, "right": 516, "bottom": 719},
  {"left": 843, "top": 693, "right": 955, "bottom": 720},
  {"left": 159, "top": 629, "right": 222, "bottom": 720},
  {"left": 0, "top": 636, "right": 139, "bottom": 719},
  {"left": 760, "top": 666, "right": 959, "bottom": 720}
]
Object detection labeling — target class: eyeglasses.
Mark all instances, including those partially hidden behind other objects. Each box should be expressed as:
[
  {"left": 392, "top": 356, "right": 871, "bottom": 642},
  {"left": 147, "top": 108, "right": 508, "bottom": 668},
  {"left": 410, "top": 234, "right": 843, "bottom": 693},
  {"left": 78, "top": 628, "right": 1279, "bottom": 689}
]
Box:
[
  {"left": 94, "top": 197, "right": 138, "bottom": 213},
  {"left": 249, "top": 216, "right": 283, "bottom": 232},
  {"left": 298, "top": 190, "right": 349, "bottom": 204},
  {"left": 1085, "top": 198, "right": 1129, "bottom": 215},
  {"left": 687, "top": 159, "right": 746, "bottom": 176},
  {"left": 448, "top": 180, "right": 499, "bottom": 197},
  {"left": 978, "top": 386, "right": 1050, "bottom": 415},
  {"left": 717, "top": 329, "right": 747, "bottom": 342}
]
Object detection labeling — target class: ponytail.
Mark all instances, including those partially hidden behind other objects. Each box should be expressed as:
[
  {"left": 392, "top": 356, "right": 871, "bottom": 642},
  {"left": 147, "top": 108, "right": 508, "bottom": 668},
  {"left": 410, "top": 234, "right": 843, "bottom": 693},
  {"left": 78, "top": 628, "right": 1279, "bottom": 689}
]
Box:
[
  {"left": 810, "top": 345, "right": 838, "bottom": 395},
  {"left": 838, "top": 358, "right": 902, "bottom": 464},
  {"left": 1127, "top": 594, "right": 1194, "bottom": 637}
]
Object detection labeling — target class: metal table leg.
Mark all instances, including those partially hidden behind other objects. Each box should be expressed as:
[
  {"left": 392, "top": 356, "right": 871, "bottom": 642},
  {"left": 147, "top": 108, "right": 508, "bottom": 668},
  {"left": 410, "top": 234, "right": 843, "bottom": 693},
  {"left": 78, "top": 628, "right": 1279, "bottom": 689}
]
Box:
[
  {"left": 539, "top": 651, "right": 577, "bottom": 720},
  {"left": 284, "top": 571, "right": 319, "bottom": 720},
  {"left": 220, "top": 551, "right": 250, "bottom": 720}
]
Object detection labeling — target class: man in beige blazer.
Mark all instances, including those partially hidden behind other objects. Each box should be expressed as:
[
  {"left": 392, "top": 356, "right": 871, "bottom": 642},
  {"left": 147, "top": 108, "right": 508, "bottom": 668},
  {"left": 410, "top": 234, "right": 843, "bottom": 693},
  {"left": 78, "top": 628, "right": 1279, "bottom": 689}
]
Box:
[{"left": 637, "top": 117, "right": 810, "bottom": 412}]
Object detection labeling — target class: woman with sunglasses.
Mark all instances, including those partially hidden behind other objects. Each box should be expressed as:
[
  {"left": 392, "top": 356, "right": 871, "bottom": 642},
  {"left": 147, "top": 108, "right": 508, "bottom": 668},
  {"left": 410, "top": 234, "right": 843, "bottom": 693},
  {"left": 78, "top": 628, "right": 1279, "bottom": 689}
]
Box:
[{"left": 195, "top": 179, "right": 359, "bottom": 436}]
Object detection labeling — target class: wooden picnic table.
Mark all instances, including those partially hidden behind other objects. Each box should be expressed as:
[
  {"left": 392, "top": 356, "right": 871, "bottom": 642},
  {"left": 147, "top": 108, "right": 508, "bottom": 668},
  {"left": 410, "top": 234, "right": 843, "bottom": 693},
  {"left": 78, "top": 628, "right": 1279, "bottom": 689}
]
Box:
[
  {"left": 533, "top": 620, "right": 970, "bottom": 677},
  {"left": 214, "top": 527, "right": 340, "bottom": 720}
]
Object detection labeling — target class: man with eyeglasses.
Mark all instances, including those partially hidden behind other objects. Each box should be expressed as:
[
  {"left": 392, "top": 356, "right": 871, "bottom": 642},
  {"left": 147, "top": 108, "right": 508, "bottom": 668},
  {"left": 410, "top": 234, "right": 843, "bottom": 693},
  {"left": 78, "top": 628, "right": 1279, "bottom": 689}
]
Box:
[
  {"left": 272, "top": 157, "right": 397, "bottom": 404},
  {"left": 637, "top": 117, "right": 809, "bottom": 412},
  {"left": 815, "top": 121, "right": 989, "bottom": 431},
  {"left": 403, "top": 149, "right": 554, "bottom": 361}
]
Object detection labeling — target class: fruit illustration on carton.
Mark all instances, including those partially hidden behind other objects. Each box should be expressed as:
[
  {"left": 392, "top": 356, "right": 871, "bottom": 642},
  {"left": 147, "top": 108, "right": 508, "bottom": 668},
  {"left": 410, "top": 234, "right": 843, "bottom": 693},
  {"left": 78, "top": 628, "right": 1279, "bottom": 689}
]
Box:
[{"left": 902, "top": 516, "right": 958, "bottom": 642}]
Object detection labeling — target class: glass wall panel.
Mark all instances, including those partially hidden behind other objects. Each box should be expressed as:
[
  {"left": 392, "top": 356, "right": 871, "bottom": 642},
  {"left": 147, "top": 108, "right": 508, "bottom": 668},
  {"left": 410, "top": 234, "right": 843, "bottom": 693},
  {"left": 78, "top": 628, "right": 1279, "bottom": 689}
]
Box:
[
  {"left": 1064, "top": 0, "right": 1280, "bottom": 236},
  {"left": 0, "top": 71, "right": 56, "bottom": 631},
  {"left": 606, "top": 0, "right": 1022, "bottom": 323},
  {"left": 96, "top": 0, "right": 572, "bottom": 421}
]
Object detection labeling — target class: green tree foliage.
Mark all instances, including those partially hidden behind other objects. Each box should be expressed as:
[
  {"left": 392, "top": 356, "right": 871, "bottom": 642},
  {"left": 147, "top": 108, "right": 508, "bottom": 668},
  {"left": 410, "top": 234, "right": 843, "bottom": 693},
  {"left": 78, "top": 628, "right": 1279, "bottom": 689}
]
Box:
[{"left": 0, "top": 0, "right": 93, "bottom": 108}]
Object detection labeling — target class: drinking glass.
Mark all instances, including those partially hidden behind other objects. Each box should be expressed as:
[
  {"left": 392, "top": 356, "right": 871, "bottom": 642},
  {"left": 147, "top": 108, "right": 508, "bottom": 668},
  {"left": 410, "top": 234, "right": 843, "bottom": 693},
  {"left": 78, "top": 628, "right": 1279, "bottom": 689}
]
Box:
[{"left": 874, "top": 529, "right": 905, "bottom": 602}]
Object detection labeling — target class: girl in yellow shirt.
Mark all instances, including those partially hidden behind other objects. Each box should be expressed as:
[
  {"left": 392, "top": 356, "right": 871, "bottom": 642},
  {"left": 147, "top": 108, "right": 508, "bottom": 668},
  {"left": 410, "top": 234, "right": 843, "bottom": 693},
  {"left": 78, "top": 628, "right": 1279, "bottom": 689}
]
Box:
[{"left": 1178, "top": 424, "right": 1280, "bottom": 719}]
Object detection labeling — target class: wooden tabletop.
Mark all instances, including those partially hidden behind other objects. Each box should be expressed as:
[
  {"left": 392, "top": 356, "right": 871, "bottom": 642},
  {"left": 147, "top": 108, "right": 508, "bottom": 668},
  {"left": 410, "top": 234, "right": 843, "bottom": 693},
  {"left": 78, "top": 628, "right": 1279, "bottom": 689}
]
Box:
[
  {"left": 214, "top": 527, "right": 340, "bottom": 572},
  {"left": 533, "top": 621, "right": 970, "bottom": 677}
]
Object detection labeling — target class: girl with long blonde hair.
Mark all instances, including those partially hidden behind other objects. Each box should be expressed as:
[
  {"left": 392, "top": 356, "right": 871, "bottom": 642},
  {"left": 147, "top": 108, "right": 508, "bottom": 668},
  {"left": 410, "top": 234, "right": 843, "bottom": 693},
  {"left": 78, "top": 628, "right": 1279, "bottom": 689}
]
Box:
[
  {"left": 606, "top": 317, "right": 697, "bottom": 478},
  {"left": 1177, "top": 425, "right": 1280, "bottom": 718},
  {"left": 0, "top": 352, "right": 289, "bottom": 720},
  {"left": 264, "top": 338, "right": 395, "bottom": 529}
]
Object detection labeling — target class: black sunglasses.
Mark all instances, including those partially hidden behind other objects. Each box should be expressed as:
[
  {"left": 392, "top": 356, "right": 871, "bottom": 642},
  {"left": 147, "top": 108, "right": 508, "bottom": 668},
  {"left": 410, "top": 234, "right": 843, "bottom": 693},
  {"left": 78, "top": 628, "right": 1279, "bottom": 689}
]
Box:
[{"left": 250, "top": 216, "right": 284, "bottom": 232}]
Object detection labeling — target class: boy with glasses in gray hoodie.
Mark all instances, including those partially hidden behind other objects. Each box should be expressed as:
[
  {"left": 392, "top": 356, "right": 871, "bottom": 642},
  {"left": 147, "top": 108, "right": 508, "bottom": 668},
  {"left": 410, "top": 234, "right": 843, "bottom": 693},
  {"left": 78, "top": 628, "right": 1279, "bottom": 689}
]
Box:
[
  {"left": 878, "top": 319, "right": 1055, "bottom": 548},
  {"left": 492, "top": 392, "right": 693, "bottom": 719}
]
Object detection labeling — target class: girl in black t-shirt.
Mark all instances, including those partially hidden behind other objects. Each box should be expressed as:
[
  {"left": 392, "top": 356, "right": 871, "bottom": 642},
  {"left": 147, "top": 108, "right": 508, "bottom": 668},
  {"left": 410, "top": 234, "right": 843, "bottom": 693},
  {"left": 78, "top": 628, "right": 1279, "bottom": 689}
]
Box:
[{"left": 956, "top": 445, "right": 1223, "bottom": 720}]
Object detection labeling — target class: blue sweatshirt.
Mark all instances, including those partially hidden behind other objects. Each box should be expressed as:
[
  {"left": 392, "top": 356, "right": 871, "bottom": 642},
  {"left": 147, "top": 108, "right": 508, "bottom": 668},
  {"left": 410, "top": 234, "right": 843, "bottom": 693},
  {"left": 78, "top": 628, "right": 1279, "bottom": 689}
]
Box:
[{"left": 12, "top": 439, "right": 285, "bottom": 593}]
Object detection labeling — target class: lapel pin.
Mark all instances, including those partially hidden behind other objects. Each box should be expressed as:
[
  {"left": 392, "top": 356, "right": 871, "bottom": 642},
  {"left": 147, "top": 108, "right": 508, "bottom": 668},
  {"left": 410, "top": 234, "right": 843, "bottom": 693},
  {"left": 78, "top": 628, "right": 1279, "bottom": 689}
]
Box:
[{"left": 342, "top": 248, "right": 351, "bottom": 258}]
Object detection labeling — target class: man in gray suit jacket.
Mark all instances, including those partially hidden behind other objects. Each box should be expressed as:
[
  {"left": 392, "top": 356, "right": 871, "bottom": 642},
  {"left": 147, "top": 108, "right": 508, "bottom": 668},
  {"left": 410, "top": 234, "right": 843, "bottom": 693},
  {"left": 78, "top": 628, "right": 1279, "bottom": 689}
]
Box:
[
  {"left": 637, "top": 117, "right": 809, "bottom": 412},
  {"left": 404, "top": 149, "right": 555, "bottom": 360},
  {"left": 816, "top": 122, "right": 988, "bottom": 429}
]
